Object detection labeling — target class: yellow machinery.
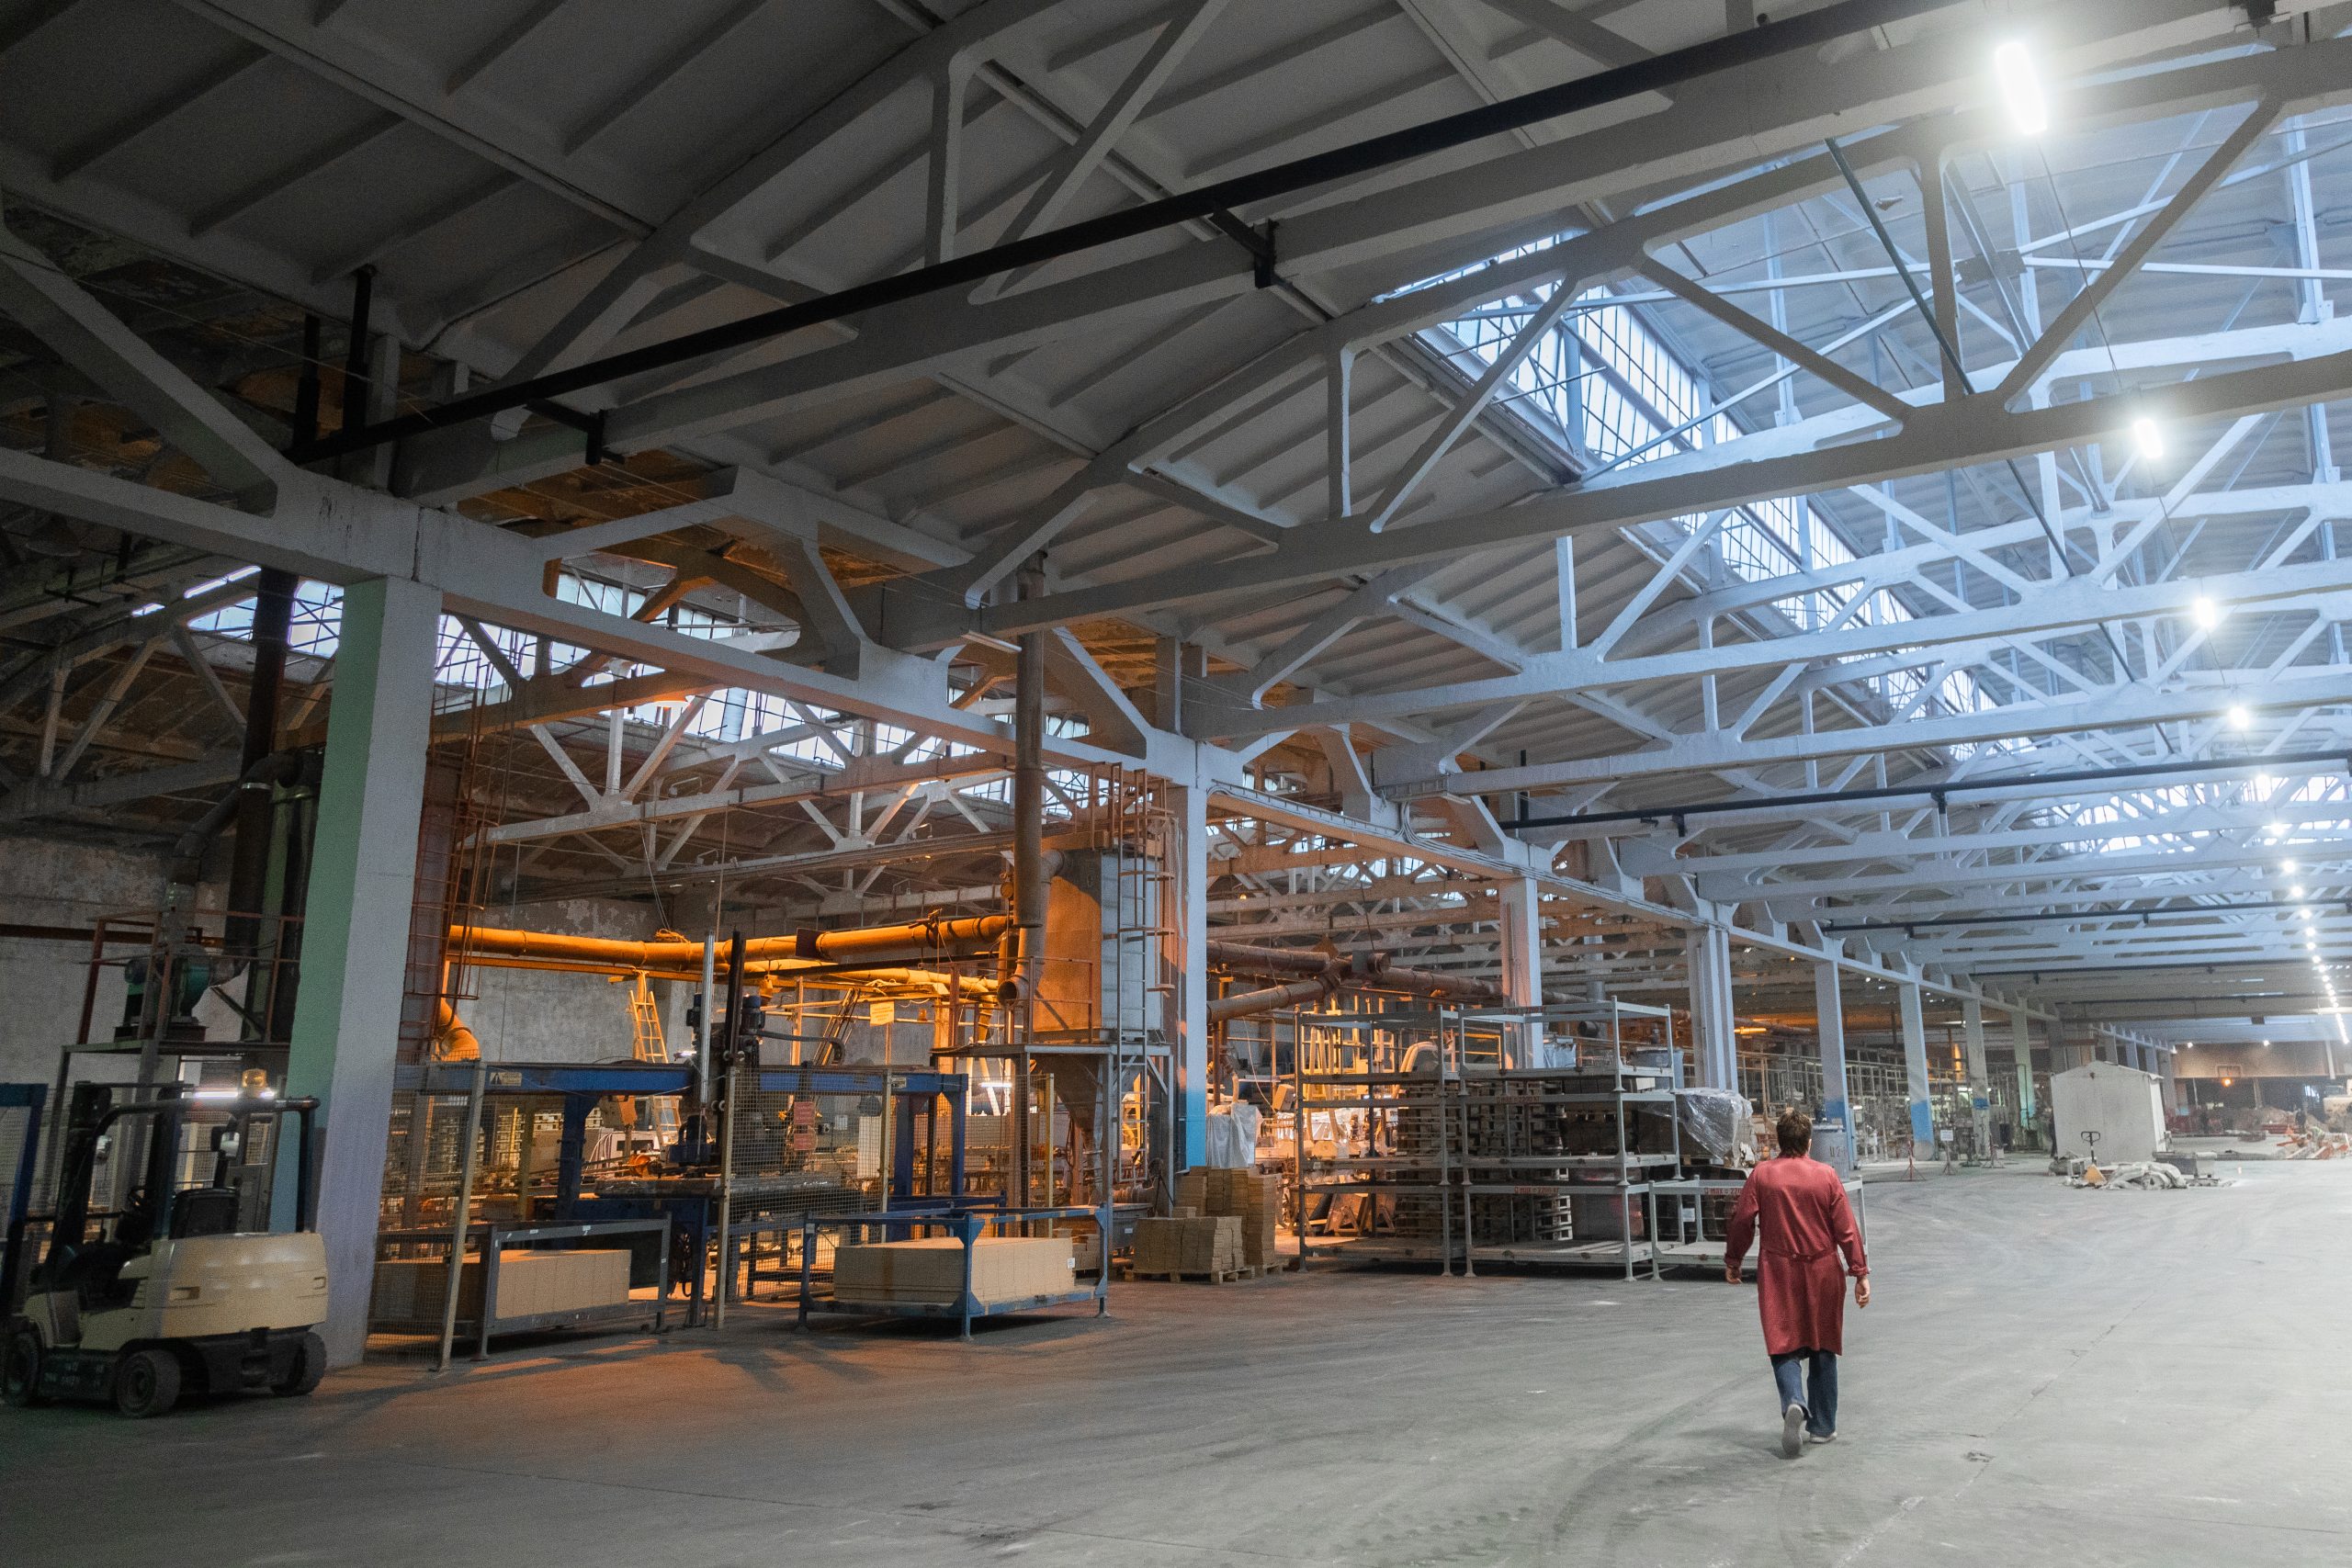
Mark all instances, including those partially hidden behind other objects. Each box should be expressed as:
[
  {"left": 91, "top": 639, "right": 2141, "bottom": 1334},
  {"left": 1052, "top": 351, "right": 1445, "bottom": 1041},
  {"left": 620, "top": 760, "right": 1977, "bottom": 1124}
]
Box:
[{"left": 4, "top": 1085, "right": 326, "bottom": 1418}]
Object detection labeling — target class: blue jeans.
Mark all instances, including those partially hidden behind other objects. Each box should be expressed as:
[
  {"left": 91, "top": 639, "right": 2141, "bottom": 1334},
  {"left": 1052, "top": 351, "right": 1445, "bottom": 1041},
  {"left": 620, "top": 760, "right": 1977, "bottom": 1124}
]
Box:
[{"left": 1771, "top": 1349, "right": 1838, "bottom": 1438}]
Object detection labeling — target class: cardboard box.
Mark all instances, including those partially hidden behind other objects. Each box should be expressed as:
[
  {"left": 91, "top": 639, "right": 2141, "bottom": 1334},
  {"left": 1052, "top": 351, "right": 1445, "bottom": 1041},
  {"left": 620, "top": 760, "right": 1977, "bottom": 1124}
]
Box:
[
  {"left": 1174, "top": 1169, "right": 1209, "bottom": 1213},
  {"left": 1201, "top": 1168, "right": 1280, "bottom": 1267},
  {"left": 1132, "top": 1214, "right": 1240, "bottom": 1275},
  {"left": 833, "top": 1235, "right": 1076, "bottom": 1307},
  {"left": 368, "top": 1248, "right": 631, "bottom": 1326}
]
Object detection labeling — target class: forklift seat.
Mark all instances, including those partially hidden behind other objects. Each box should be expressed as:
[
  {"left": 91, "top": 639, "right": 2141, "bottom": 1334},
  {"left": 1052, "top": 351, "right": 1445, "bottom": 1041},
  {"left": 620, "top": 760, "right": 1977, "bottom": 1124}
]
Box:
[
  {"left": 173, "top": 1188, "right": 242, "bottom": 1238},
  {"left": 51, "top": 1238, "right": 140, "bottom": 1311}
]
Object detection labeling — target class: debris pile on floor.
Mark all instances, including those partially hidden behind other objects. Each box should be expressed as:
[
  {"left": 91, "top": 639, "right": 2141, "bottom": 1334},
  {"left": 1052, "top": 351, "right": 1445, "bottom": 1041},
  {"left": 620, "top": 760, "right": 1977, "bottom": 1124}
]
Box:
[
  {"left": 2069, "top": 1159, "right": 2188, "bottom": 1190},
  {"left": 2214, "top": 1131, "right": 2351, "bottom": 1160},
  {"left": 2275, "top": 1130, "right": 2351, "bottom": 1159}
]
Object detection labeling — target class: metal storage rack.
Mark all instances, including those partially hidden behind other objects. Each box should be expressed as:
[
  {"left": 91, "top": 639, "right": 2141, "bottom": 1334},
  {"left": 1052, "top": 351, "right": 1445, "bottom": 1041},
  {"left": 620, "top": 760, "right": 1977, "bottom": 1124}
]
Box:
[
  {"left": 1283, "top": 1001, "right": 1686, "bottom": 1276},
  {"left": 1443, "top": 1001, "right": 1683, "bottom": 1280},
  {"left": 1649, "top": 1175, "right": 1868, "bottom": 1273},
  {"left": 1289, "top": 1010, "right": 1455, "bottom": 1270}
]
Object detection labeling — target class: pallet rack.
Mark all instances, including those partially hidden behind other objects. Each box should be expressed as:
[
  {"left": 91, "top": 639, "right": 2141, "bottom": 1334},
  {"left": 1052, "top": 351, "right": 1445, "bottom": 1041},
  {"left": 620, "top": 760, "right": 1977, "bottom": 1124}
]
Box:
[
  {"left": 1445, "top": 1001, "right": 1682, "bottom": 1280},
  {"left": 1289, "top": 1009, "right": 1455, "bottom": 1270},
  {"left": 1648, "top": 1174, "right": 1867, "bottom": 1273},
  {"left": 1286, "top": 1000, "right": 1686, "bottom": 1276}
]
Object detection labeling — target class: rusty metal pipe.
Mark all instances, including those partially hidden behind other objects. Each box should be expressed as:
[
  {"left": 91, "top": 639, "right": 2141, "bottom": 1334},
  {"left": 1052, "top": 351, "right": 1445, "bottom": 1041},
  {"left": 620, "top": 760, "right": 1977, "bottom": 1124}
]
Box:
[
  {"left": 1204, "top": 940, "right": 1336, "bottom": 978},
  {"left": 1206, "top": 940, "right": 1506, "bottom": 1004},
  {"left": 1208, "top": 976, "right": 1337, "bottom": 1025}
]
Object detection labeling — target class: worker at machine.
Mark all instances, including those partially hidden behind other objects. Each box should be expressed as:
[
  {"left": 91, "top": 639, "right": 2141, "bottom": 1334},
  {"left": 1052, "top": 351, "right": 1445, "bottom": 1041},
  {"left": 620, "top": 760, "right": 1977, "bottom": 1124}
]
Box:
[{"left": 1724, "top": 1106, "right": 1871, "bottom": 1458}]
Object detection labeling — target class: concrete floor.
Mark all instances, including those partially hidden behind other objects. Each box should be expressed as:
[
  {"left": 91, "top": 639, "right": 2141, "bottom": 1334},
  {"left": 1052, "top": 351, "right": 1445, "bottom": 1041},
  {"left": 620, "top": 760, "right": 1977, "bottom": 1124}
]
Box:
[{"left": 7, "top": 1156, "right": 2348, "bottom": 1566}]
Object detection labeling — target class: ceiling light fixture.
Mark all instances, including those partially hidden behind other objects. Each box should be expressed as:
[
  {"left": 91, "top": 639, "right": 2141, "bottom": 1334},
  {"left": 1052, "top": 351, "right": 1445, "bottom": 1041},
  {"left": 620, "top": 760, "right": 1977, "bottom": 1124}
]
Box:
[
  {"left": 1993, "top": 40, "right": 2048, "bottom": 136},
  {"left": 2131, "top": 416, "right": 2165, "bottom": 461},
  {"left": 2228, "top": 705, "right": 2253, "bottom": 730},
  {"left": 2191, "top": 596, "right": 2222, "bottom": 630}
]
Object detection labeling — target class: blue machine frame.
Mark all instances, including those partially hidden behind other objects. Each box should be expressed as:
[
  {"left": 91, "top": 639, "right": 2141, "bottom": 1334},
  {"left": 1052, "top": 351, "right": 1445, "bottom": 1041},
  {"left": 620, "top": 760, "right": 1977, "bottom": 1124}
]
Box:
[
  {"left": 390, "top": 1060, "right": 974, "bottom": 1327},
  {"left": 794, "top": 1204, "right": 1113, "bottom": 1340},
  {"left": 1, "top": 1082, "right": 48, "bottom": 1313},
  {"left": 373, "top": 1216, "right": 673, "bottom": 1358}
]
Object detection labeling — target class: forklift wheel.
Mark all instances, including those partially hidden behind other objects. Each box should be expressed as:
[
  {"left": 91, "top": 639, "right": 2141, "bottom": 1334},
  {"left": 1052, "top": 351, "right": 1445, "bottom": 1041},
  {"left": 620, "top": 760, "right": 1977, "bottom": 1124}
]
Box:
[
  {"left": 272, "top": 1332, "right": 326, "bottom": 1397},
  {"left": 114, "top": 1348, "right": 182, "bottom": 1419},
  {"left": 3, "top": 1325, "right": 46, "bottom": 1407}
]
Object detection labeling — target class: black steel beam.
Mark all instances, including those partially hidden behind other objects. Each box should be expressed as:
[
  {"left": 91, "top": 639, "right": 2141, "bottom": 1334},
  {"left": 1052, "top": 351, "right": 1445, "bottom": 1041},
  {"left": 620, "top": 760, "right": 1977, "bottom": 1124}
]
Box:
[
  {"left": 1509, "top": 750, "right": 2352, "bottom": 831},
  {"left": 288, "top": 0, "right": 1958, "bottom": 467},
  {"left": 1821, "top": 897, "right": 2352, "bottom": 933}
]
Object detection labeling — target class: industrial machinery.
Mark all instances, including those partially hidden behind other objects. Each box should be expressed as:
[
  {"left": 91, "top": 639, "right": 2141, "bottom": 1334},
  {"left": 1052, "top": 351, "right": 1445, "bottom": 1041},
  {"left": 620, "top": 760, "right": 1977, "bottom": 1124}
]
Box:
[{"left": 4, "top": 1084, "right": 325, "bottom": 1418}]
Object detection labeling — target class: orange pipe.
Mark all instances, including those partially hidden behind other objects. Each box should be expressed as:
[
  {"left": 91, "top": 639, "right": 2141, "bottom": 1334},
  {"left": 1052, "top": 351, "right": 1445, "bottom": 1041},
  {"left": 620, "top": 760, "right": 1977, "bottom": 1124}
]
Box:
[
  {"left": 448, "top": 913, "right": 1010, "bottom": 972},
  {"left": 435, "top": 998, "right": 481, "bottom": 1061}
]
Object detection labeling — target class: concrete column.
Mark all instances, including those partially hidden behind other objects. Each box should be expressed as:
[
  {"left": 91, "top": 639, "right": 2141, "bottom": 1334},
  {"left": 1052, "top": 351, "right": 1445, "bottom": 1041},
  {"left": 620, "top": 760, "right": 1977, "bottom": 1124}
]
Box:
[
  {"left": 1498, "top": 874, "right": 1544, "bottom": 1065},
  {"left": 2048, "top": 1019, "right": 2089, "bottom": 1075},
  {"left": 277, "top": 575, "right": 439, "bottom": 1366},
  {"left": 2007, "top": 1006, "right": 2037, "bottom": 1141},
  {"left": 1170, "top": 780, "right": 1209, "bottom": 1168},
  {"left": 1897, "top": 976, "right": 1934, "bottom": 1159},
  {"left": 1813, "top": 958, "right": 1853, "bottom": 1170},
  {"left": 1961, "top": 997, "right": 1992, "bottom": 1155},
  {"left": 1686, "top": 922, "right": 1736, "bottom": 1090}
]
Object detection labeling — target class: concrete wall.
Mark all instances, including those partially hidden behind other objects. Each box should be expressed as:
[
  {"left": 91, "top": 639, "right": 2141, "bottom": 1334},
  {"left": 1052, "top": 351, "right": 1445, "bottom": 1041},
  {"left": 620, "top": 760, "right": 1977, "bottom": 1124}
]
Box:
[
  {"left": 2173, "top": 1041, "right": 2340, "bottom": 1079},
  {"left": 454, "top": 897, "right": 689, "bottom": 1064},
  {"left": 0, "top": 834, "right": 221, "bottom": 1090},
  {"left": 0, "top": 839, "right": 692, "bottom": 1092}
]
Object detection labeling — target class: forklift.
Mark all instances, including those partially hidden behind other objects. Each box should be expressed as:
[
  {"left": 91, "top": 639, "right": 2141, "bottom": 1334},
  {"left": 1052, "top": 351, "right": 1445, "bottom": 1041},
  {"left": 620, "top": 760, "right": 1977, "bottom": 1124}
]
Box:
[{"left": 3, "top": 1083, "right": 329, "bottom": 1417}]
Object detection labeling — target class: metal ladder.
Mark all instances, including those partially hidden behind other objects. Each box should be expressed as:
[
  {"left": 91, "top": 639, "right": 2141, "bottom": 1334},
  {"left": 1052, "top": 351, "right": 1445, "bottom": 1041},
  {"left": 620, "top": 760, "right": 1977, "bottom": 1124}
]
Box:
[{"left": 626, "top": 972, "right": 679, "bottom": 1141}]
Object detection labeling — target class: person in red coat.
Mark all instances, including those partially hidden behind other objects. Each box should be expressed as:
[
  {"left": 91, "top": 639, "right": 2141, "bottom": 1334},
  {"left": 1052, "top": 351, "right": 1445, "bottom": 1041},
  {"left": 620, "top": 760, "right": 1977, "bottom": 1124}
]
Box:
[{"left": 1725, "top": 1106, "right": 1871, "bottom": 1457}]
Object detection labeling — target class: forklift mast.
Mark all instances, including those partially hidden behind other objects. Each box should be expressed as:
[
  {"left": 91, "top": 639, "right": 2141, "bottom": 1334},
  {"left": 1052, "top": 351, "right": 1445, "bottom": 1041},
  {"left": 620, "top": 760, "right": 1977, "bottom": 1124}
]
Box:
[
  {"left": 40, "top": 1081, "right": 121, "bottom": 1269},
  {"left": 40, "top": 1086, "right": 321, "bottom": 1276}
]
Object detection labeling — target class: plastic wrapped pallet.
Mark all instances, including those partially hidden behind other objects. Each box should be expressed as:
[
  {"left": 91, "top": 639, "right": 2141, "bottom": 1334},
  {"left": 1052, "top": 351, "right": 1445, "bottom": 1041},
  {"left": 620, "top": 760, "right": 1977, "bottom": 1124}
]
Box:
[
  {"left": 1678, "top": 1089, "right": 1754, "bottom": 1165},
  {"left": 1204, "top": 1100, "right": 1262, "bottom": 1167}
]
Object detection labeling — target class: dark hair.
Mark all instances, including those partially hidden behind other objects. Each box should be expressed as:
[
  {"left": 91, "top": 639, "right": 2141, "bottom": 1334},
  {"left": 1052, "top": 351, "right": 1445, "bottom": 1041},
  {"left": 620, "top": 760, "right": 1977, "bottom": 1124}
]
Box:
[{"left": 1775, "top": 1106, "right": 1814, "bottom": 1156}]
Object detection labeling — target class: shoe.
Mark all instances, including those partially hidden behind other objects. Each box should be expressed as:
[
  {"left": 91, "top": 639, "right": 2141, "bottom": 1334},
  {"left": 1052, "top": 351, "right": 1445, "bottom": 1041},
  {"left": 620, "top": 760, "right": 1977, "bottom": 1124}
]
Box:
[
  {"left": 1808, "top": 1431, "right": 1837, "bottom": 1445},
  {"left": 1781, "top": 1403, "right": 1806, "bottom": 1458}
]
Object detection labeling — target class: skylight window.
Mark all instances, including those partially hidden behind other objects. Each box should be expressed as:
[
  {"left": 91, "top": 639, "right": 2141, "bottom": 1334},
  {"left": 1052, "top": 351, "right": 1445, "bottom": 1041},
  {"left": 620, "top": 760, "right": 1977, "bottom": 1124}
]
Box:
[{"left": 1412, "top": 238, "right": 2004, "bottom": 742}]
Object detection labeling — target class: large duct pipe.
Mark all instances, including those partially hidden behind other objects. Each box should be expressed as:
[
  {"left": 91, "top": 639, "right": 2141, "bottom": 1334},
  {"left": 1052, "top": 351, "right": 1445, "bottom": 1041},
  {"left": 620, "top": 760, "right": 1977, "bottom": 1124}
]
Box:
[
  {"left": 1005, "top": 557, "right": 1047, "bottom": 1211},
  {"left": 224, "top": 567, "right": 297, "bottom": 958},
  {"left": 433, "top": 998, "right": 481, "bottom": 1061},
  {"left": 1205, "top": 941, "right": 1336, "bottom": 978},
  {"left": 1345, "top": 951, "right": 1508, "bottom": 1005},
  {"left": 1204, "top": 939, "right": 1507, "bottom": 1005},
  {"left": 1208, "top": 976, "right": 1338, "bottom": 1025},
  {"left": 1001, "top": 556, "right": 1047, "bottom": 1008},
  {"left": 798, "top": 914, "right": 1011, "bottom": 964}
]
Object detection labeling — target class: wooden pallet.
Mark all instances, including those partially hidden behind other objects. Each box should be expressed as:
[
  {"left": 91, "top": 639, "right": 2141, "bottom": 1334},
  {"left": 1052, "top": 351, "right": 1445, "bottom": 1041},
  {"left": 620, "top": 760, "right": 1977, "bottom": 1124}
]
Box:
[{"left": 1116, "top": 1261, "right": 1282, "bottom": 1284}]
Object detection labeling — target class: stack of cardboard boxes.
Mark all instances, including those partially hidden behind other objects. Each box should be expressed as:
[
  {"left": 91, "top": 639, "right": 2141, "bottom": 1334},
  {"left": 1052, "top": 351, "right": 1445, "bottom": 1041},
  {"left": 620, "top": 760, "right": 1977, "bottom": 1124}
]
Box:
[
  {"left": 1130, "top": 1213, "right": 1241, "bottom": 1278},
  {"left": 1208, "top": 1168, "right": 1282, "bottom": 1271},
  {"left": 1127, "top": 1166, "right": 1281, "bottom": 1279}
]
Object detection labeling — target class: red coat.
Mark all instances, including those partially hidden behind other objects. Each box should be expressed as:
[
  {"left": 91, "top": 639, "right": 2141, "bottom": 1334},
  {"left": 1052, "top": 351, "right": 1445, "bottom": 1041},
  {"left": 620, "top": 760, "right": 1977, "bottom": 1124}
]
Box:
[{"left": 1724, "top": 1155, "right": 1868, "bottom": 1356}]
